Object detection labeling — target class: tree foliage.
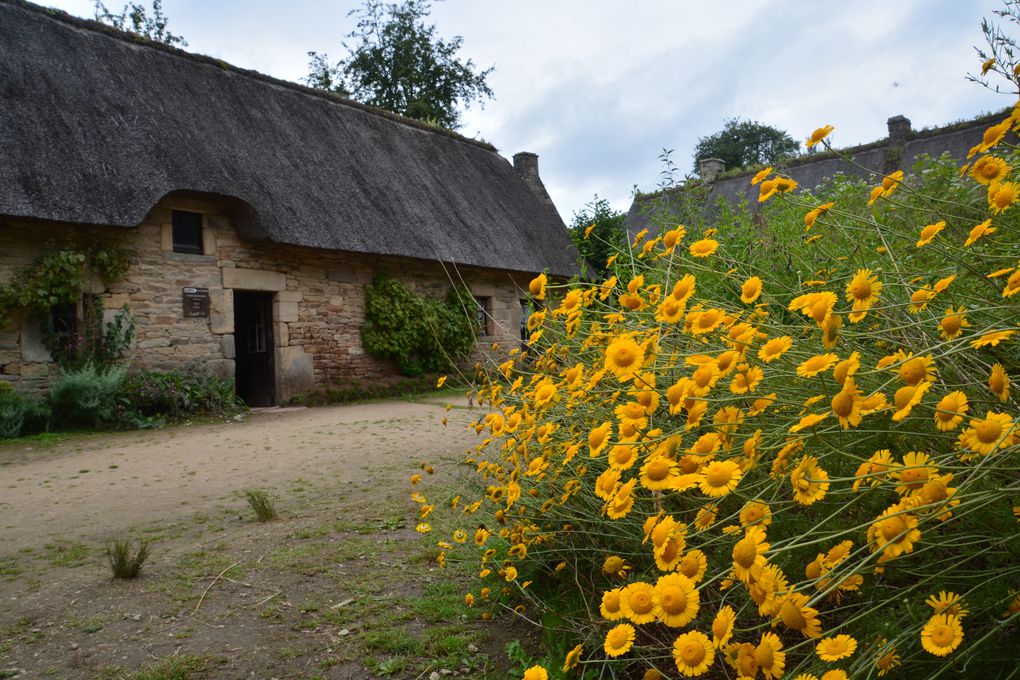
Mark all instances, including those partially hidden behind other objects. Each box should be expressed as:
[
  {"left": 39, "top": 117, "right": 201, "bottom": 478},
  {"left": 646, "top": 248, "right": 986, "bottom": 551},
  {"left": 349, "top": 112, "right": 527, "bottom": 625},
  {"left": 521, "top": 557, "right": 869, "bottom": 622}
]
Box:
[
  {"left": 569, "top": 196, "right": 626, "bottom": 279},
  {"left": 306, "top": 0, "right": 494, "bottom": 129},
  {"left": 93, "top": 0, "right": 187, "bottom": 46},
  {"left": 693, "top": 118, "right": 799, "bottom": 173}
]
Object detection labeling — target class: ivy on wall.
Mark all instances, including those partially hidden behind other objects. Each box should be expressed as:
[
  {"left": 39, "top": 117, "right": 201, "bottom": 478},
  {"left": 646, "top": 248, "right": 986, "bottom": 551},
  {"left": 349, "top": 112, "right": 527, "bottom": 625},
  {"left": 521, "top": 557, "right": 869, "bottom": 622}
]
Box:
[
  {"left": 360, "top": 275, "right": 477, "bottom": 376},
  {"left": 0, "top": 241, "right": 134, "bottom": 370}
]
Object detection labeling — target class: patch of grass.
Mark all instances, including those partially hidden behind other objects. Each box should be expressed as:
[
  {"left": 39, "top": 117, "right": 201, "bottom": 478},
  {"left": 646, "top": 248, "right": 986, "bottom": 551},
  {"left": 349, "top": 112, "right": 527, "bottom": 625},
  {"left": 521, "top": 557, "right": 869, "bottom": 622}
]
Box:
[
  {"left": 413, "top": 578, "right": 471, "bottom": 622},
  {"left": 0, "top": 556, "right": 22, "bottom": 580},
  {"left": 127, "top": 654, "right": 214, "bottom": 680},
  {"left": 106, "top": 538, "right": 150, "bottom": 579},
  {"left": 244, "top": 488, "right": 277, "bottom": 521},
  {"left": 43, "top": 540, "right": 90, "bottom": 567},
  {"left": 80, "top": 616, "right": 105, "bottom": 634}
]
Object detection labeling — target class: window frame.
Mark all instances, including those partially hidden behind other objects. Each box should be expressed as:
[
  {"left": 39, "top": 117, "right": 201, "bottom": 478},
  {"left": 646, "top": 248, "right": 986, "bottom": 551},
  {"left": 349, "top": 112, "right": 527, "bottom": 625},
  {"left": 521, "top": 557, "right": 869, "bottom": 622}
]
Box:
[
  {"left": 473, "top": 295, "right": 493, "bottom": 337},
  {"left": 171, "top": 209, "right": 205, "bottom": 255}
]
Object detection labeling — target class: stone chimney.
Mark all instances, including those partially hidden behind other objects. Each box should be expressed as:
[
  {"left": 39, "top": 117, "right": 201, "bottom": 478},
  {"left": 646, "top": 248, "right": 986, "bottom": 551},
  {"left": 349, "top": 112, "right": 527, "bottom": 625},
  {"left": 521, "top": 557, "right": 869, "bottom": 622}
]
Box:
[
  {"left": 698, "top": 157, "right": 725, "bottom": 182},
  {"left": 887, "top": 115, "right": 912, "bottom": 145},
  {"left": 513, "top": 152, "right": 560, "bottom": 221}
]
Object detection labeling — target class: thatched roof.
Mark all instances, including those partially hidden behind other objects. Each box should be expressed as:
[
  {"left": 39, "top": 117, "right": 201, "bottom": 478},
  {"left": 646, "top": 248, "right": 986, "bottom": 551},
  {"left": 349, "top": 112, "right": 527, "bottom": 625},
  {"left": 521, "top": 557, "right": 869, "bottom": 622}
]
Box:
[{"left": 0, "top": 0, "right": 578, "bottom": 277}]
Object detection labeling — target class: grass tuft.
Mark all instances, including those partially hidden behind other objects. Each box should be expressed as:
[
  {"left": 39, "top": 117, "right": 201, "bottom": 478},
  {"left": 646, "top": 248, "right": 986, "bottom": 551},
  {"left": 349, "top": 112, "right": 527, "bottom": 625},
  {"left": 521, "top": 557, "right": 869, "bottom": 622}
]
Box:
[
  {"left": 244, "top": 488, "right": 277, "bottom": 521},
  {"left": 106, "top": 538, "right": 150, "bottom": 579}
]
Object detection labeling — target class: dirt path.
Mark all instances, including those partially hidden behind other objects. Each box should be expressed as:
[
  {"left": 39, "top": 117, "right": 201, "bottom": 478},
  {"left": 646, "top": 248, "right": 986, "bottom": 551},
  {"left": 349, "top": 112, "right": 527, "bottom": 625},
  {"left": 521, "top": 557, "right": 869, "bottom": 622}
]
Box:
[
  {"left": 0, "top": 399, "right": 470, "bottom": 551},
  {"left": 0, "top": 398, "right": 533, "bottom": 679}
]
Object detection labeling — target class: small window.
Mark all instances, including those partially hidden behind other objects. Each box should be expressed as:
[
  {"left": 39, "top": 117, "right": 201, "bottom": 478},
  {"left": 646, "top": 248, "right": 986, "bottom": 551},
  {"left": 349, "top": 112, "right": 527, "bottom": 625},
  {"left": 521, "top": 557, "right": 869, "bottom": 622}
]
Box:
[
  {"left": 50, "top": 303, "right": 78, "bottom": 353},
  {"left": 474, "top": 296, "right": 492, "bottom": 337},
  {"left": 171, "top": 209, "right": 204, "bottom": 254}
]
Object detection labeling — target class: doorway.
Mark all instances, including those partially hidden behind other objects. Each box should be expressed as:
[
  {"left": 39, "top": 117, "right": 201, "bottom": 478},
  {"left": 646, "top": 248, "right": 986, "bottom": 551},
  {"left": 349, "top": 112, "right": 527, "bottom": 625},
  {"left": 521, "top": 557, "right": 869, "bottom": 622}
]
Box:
[{"left": 234, "top": 291, "right": 275, "bottom": 406}]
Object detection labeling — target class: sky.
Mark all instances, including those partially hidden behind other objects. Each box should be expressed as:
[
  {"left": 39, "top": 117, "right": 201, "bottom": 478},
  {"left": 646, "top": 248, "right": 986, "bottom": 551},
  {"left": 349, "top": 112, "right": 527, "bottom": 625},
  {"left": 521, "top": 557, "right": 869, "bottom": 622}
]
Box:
[{"left": 47, "top": 0, "right": 1013, "bottom": 222}]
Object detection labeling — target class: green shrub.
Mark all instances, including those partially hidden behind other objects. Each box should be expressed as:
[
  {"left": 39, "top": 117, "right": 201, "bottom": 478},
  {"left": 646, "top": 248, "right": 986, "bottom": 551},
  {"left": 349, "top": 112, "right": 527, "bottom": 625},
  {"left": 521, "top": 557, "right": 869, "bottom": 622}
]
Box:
[
  {"left": 361, "top": 276, "right": 477, "bottom": 376},
  {"left": 244, "top": 488, "right": 277, "bottom": 522},
  {"left": 0, "top": 387, "right": 50, "bottom": 439},
  {"left": 118, "top": 367, "right": 243, "bottom": 425},
  {"left": 48, "top": 363, "right": 126, "bottom": 429},
  {"left": 106, "top": 538, "right": 150, "bottom": 579}
]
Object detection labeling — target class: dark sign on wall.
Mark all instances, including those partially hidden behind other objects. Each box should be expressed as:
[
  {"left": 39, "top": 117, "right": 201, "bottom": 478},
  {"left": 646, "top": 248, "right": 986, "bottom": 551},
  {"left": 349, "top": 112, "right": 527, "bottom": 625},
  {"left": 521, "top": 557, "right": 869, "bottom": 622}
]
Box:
[{"left": 182, "top": 287, "right": 210, "bottom": 317}]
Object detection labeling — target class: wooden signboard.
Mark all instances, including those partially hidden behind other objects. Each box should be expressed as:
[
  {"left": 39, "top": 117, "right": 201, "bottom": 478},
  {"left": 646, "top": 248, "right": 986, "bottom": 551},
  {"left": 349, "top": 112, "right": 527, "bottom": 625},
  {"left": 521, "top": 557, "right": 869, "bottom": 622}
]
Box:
[{"left": 182, "top": 287, "right": 210, "bottom": 317}]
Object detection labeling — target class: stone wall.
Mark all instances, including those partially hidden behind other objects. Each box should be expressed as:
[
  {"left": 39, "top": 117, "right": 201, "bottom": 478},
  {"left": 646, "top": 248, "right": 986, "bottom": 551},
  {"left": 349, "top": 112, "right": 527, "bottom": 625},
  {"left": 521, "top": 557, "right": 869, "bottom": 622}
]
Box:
[
  {"left": 0, "top": 196, "right": 531, "bottom": 402},
  {"left": 626, "top": 109, "right": 1012, "bottom": 235}
]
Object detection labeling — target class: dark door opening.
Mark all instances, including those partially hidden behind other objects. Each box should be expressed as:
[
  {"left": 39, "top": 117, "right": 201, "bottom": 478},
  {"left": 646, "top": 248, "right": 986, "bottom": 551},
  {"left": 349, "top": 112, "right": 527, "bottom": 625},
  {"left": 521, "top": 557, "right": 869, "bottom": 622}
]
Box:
[{"left": 234, "top": 291, "right": 275, "bottom": 407}]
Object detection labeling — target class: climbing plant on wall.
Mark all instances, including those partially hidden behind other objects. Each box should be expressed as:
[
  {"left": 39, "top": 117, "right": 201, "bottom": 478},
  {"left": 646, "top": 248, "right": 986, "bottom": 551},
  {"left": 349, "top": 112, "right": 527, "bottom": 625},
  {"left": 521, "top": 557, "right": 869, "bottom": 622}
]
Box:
[
  {"left": 0, "top": 241, "right": 134, "bottom": 371},
  {"left": 360, "top": 275, "right": 477, "bottom": 376}
]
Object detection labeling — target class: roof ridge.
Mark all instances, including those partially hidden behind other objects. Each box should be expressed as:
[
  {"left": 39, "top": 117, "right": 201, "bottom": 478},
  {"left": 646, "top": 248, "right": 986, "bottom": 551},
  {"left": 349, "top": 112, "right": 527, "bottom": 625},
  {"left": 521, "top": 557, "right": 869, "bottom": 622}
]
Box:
[{"left": 5, "top": 0, "right": 499, "bottom": 153}]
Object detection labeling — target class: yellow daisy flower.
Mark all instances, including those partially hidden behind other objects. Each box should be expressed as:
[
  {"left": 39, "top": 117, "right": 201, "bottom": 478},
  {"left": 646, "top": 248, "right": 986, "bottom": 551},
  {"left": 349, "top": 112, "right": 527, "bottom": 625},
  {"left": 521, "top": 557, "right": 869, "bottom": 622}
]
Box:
[
  {"left": 673, "top": 630, "right": 714, "bottom": 677},
  {"left": 603, "top": 623, "right": 636, "bottom": 657},
  {"left": 921, "top": 614, "right": 963, "bottom": 656}
]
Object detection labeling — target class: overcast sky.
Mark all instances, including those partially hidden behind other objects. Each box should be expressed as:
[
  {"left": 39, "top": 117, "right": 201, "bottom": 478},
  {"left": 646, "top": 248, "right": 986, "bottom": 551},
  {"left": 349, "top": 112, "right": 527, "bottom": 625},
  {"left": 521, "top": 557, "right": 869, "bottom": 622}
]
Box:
[{"left": 47, "top": 0, "right": 1013, "bottom": 221}]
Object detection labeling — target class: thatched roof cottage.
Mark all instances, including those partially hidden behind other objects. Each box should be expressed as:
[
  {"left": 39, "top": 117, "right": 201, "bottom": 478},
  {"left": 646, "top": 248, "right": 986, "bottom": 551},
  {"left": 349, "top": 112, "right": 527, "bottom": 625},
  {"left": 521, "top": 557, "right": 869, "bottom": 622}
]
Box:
[{"left": 0, "top": 0, "right": 577, "bottom": 404}]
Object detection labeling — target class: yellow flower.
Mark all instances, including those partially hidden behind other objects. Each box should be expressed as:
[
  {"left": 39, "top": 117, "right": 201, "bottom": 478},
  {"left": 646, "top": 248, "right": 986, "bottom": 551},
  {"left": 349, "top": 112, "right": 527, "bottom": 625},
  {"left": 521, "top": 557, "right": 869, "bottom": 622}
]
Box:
[
  {"left": 600, "top": 588, "right": 625, "bottom": 620},
  {"left": 830, "top": 378, "right": 863, "bottom": 429},
  {"left": 939, "top": 306, "right": 971, "bottom": 340},
  {"left": 916, "top": 220, "right": 946, "bottom": 247},
  {"left": 897, "top": 352, "right": 936, "bottom": 386},
  {"left": 908, "top": 286, "right": 935, "bottom": 313},
  {"left": 807, "top": 124, "right": 834, "bottom": 148},
  {"left": 732, "top": 526, "right": 769, "bottom": 583},
  {"left": 711, "top": 605, "right": 736, "bottom": 649},
  {"left": 870, "top": 505, "right": 921, "bottom": 560},
  {"left": 758, "top": 336, "right": 793, "bottom": 363},
  {"left": 989, "top": 363, "right": 1011, "bottom": 401},
  {"left": 604, "top": 336, "right": 645, "bottom": 381},
  {"left": 653, "top": 572, "right": 699, "bottom": 627},
  {"left": 970, "top": 155, "right": 1010, "bottom": 185},
  {"left": 804, "top": 202, "right": 835, "bottom": 230},
  {"left": 874, "top": 640, "right": 901, "bottom": 676},
  {"left": 528, "top": 273, "right": 547, "bottom": 300},
  {"left": 981, "top": 57, "right": 996, "bottom": 75},
  {"left": 892, "top": 380, "right": 931, "bottom": 422},
  {"left": 605, "top": 478, "right": 637, "bottom": 518},
  {"left": 671, "top": 274, "right": 697, "bottom": 303},
  {"left": 672, "top": 630, "right": 714, "bottom": 677},
  {"left": 964, "top": 218, "right": 996, "bottom": 246},
  {"left": 689, "top": 238, "right": 719, "bottom": 258},
  {"left": 976, "top": 118, "right": 1011, "bottom": 154},
  {"left": 778, "top": 591, "right": 823, "bottom": 638},
  {"left": 797, "top": 353, "right": 839, "bottom": 378},
  {"left": 677, "top": 549, "right": 708, "bottom": 583},
  {"left": 921, "top": 614, "right": 963, "bottom": 656},
  {"left": 933, "top": 391, "right": 968, "bottom": 431},
  {"left": 739, "top": 500, "right": 772, "bottom": 528},
  {"left": 603, "top": 623, "right": 636, "bottom": 657},
  {"left": 791, "top": 456, "right": 830, "bottom": 505},
  {"left": 971, "top": 329, "right": 1016, "bottom": 348},
  {"left": 751, "top": 166, "right": 773, "bottom": 185},
  {"left": 562, "top": 644, "right": 583, "bottom": 672},
  {"left": 523, "top": 666, "right": 549, "bottom": 680},
  {"left": 1003, "top": 268, "right": 1020, "bottom": 297},
  {"left": 759, "top": 176, "right": 798, "bottom": 202},
  {"left": 844, "top": 269, "right": 882, "bottom": 321},
  {"left": 790, "top": 412, "right": 829, "bottom": 433},
  {"left": 989, "top": 180, "right": 1020, "bottom": 214},
  {"left": 621, "top": 581, "right": 657, "bottom": 624},
  {"left": 602, "top": 555, "right": 632, "bottom": 579},
  {"left": 699, "top": 460, "right": 742, "bottom": 497},
  {"left": 926, "top": 591, "right": 969, "bottom": 618},
  {"left": 583, "top": 223, "right": 596, "bottom": 238},
  {"left": 754, "top": 632, "right": 786, "bottom": 680},
  {"left": 741, "top": 276, "right": 763, "bottom": 304},
  {"left": 639, "top": 455, "right": 679, "bottom": 491},
  {"left": 960, "top": 411, "right": 1014, "bottom": 456},
  {"left": 894, "top": 451, "right": 934, "bottom": 494}
]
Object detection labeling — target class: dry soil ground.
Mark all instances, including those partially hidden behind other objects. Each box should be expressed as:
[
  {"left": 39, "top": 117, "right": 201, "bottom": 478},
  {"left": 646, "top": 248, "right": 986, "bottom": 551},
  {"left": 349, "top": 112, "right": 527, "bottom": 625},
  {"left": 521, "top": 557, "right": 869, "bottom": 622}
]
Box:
[{"left": 0, "top": 397, "right": 531, "bottom": 679}]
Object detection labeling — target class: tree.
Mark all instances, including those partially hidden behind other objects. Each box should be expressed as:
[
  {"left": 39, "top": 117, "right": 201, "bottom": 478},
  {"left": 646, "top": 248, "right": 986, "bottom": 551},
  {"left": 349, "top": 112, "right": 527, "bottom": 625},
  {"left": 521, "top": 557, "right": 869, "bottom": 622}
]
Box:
[
  {"left": 93, "top": 0, "right": 187, "bottom": 46},
  {"left": 569, "top": 196, "right": 626, "bottom": 279},
  {"left": 305, "top": 0, "right": 494, "bottom": 130},
  {"left": 693, "top": 118, "right": 799, "bottom": 173}
]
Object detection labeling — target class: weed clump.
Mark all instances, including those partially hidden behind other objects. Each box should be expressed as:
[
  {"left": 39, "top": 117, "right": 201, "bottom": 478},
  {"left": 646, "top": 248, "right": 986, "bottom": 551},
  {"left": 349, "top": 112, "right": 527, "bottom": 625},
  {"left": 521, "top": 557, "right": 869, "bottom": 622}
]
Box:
[
  {"left": 106, "top": 538, "right": 150, "bottom": 579},
  {"left": 244, "top": 488, "right": 277, "bottom": 522}
]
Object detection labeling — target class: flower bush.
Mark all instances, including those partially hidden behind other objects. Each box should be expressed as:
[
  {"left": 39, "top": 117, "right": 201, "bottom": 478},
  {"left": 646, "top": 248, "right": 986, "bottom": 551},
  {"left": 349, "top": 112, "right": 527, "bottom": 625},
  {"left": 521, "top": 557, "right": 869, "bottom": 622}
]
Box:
[{"left": 417, "top": 59, "right": 1020, "bottom": 680}]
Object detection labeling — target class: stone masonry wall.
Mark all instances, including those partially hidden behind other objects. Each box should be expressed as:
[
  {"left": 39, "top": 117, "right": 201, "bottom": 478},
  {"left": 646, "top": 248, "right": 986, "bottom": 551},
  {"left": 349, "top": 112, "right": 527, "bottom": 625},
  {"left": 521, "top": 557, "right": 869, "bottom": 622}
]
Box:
[{"left": 0, "top": 196, "right": 531, "bottom": 402}]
